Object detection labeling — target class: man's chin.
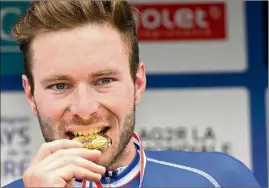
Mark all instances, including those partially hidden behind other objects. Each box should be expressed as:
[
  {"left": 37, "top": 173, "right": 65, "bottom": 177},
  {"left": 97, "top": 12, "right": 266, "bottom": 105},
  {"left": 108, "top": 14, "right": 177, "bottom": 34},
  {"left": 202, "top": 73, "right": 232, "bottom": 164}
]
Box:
[
  {"left": 95, "top": 156, "right": 113, "bottom": 170},
  {"left": 92, "top": 146, "right": 113, "bottom": 167}
]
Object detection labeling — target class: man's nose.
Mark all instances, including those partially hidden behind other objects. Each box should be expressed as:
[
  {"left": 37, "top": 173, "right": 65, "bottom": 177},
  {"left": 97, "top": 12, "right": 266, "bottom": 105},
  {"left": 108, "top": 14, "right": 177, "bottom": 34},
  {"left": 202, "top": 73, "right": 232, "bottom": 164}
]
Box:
[{"left": 69, "top": 85, "right": 99, "bottom": 119}]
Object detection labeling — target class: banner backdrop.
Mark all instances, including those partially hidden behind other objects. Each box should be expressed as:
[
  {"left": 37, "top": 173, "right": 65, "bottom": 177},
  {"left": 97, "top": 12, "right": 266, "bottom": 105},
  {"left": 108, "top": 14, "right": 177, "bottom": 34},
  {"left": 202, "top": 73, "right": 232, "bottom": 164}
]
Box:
[
  {"left": 135, "top": 88, "right": 252, "bottom": 168},
  {"left": 1, "top": 93, "right": 44, "bottom": 186},
  {"left": 1, "top": 0, "right": 268, "bottom": 187}
]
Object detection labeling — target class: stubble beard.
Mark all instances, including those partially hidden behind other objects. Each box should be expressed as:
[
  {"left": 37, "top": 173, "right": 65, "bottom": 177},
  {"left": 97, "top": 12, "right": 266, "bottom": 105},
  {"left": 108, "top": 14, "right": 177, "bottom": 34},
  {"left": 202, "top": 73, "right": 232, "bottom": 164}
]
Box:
[{"left": 36, "top": 102, "right": 136, "bottom": 169}]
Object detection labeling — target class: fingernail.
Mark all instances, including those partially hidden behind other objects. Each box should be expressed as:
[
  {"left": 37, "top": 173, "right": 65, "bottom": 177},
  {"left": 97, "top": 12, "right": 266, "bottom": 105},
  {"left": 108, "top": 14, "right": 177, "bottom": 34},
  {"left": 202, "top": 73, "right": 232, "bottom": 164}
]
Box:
[
  {"left": 91, "top": 150, "right": 102, "bottom": 154},
  {"left": 101, "top": 166, "right": 106, "bottom": 172},
  {"left": 97, "top": 165, "right": 106, "bottom": 172}
]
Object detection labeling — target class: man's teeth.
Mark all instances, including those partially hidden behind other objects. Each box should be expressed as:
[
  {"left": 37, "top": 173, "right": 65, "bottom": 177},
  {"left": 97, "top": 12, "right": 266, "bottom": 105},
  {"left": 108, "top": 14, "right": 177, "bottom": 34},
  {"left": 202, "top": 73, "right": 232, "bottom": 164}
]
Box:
[{"left": 72, "top": 128, "right": 104, "bottom": 136}]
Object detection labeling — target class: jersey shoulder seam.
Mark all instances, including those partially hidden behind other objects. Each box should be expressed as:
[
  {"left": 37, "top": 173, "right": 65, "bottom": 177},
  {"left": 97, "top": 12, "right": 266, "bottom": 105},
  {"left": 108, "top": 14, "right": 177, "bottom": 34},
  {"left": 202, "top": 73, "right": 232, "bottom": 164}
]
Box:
[{"left": 147, "top": 157, "right": 221, "bottom": 187}]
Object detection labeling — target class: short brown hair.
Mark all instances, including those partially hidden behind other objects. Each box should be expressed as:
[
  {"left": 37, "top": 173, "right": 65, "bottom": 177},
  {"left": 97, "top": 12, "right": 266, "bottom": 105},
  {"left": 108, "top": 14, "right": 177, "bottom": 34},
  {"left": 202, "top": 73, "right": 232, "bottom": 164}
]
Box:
[{"left": 11, "top": 0, "right": 139, "bottom": 94}]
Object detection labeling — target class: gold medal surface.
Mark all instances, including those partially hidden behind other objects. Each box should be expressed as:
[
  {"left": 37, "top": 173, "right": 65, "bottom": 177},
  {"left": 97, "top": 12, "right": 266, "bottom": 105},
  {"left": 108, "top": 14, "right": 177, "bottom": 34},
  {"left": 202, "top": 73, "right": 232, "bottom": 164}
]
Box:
[{"left": 73, "top": 134, "right": 112, "bottom": 150}]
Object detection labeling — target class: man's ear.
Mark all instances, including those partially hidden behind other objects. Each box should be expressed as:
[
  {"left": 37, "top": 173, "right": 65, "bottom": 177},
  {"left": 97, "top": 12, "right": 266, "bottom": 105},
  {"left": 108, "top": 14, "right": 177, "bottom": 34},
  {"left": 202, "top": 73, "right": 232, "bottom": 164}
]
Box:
[
  {"left": 134, "top": 62, "right": 146, "bottom": 105},
  {"left": 22, "top": 75, "right": 37, "bottom": 116}
]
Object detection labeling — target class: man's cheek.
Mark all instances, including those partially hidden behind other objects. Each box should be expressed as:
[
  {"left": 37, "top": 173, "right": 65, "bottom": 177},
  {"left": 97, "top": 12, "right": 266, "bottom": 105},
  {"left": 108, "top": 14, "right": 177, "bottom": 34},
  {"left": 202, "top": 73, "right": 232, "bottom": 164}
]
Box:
[
  {"left": 39, "top": 100, "right": 66, "bottom": 119},
  {"left": 102, "top": 100, "right": 129, "bottom": 123}
]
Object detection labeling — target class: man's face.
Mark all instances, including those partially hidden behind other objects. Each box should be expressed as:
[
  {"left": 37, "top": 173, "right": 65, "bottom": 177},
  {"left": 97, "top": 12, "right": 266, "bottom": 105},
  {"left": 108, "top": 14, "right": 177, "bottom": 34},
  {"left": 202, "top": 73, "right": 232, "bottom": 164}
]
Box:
[{"left": 22, "top": 24, "right": 146, "bottom": 168}]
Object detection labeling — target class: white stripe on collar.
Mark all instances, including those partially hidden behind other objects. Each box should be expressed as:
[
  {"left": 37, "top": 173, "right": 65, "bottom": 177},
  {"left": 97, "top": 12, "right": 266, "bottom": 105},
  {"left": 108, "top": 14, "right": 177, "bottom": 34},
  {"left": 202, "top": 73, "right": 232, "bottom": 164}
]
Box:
[{"left": 79, "top": 133, "right": 146, "bottom": 188}]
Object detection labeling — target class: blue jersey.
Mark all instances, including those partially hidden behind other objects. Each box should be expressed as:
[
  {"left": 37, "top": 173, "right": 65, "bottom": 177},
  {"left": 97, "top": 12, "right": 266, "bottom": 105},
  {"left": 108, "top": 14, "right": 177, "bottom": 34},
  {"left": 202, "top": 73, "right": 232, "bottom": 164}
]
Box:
[
  {"left": 3, "top": 150, "right": 261, "bottom": 187},
  {"left": 3, "top": 134, "right": 261, "bottom": 187}
]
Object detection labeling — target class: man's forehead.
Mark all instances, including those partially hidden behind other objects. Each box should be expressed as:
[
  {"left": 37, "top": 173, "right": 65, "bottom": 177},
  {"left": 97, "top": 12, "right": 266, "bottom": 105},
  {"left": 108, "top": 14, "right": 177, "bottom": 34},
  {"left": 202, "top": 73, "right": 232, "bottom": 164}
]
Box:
[
  {"left": 32, "top": 25, "right": 127, "bottom": 58},
  {"left": 31, "top": 27, "right": 128, "bottom": 70}
]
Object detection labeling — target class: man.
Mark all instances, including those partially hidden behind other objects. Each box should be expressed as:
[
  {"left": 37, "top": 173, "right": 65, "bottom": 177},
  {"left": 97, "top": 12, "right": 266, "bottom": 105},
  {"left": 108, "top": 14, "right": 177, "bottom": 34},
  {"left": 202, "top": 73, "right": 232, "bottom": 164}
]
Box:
[{"left": 5, "top": 1, "right": 261, "bottom": 187}]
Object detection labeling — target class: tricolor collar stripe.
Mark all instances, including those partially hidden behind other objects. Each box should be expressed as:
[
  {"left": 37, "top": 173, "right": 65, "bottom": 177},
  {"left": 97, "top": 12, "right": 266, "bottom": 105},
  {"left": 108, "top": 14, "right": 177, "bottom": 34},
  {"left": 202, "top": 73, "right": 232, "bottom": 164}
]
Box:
[
  {"left": 132, "top": 133, "right": 140, "bottom": 146},
  {"left": 92, "top": 156, "right": 142, "bottom": 187},
  {"left": 101, "top": 147, "right": 140, "bottom": 182},
  {"left": 139, "top": 145, "right": 146, "bottom": 187},
  {"left": 81, "top": 133, "right": 146, "bottom": 188},
  {"left": 94, "top": 163, "right": 140, "bottom": 187}
]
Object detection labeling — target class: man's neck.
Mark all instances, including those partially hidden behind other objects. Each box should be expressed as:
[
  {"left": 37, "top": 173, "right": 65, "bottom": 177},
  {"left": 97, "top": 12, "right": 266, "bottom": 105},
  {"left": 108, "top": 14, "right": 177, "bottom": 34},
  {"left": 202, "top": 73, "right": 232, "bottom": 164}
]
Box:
[{"left": 108, "top": 140, "right": 136, "bottom": 171}]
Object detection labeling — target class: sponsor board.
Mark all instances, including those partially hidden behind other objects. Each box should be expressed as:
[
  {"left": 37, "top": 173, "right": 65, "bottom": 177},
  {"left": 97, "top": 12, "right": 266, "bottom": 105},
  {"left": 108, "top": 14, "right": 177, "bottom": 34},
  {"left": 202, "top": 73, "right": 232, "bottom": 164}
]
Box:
[
  {"left": 1, "top": 92, "right": 44, "bottom": 186},
  {"left": 1, "top": 1, "right": 246, "bottom": 75},
  {"left": 1, "top": 2, "right": 30, "bottom": 77},
  {"left": 135, "top": 87, "right": 252, "bottom": 169},
  {"left": 1, "top": 2, "right": 29, "bottom": 53},
  {"left": 132, "top": 0, "right": 247, "bottom": 74},
  {"left": 133, "top": 2, "right": 226, "bottom": 41}
]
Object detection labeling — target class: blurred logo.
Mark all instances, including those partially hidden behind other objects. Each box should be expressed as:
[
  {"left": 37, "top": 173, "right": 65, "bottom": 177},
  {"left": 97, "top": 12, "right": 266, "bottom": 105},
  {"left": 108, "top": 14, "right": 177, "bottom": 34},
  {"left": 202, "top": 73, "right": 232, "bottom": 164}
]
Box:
[
  {"left": 138, "top": 126, "right": 232, "bottom": 154},
  {"left": 1, "top": 116, "right": 32, "bottom": 182},
  {"left": 132, "top": 2, "right": 226, "bottom": 41},
  {"left": 1, "top": 2, "right": 30, "bottom": 77},
  {"left": 1, "top": 2, "right": 29, "bottom": 53}
]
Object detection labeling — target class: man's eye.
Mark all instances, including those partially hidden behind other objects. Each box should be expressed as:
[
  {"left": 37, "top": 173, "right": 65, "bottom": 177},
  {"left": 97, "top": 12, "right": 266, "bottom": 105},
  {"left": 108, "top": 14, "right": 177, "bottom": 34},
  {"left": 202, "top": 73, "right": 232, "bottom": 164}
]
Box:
[
  {"left": 49, "top": 83, "right": 69, "bottom": 91},
  {"left": 96, "top": 78, "right": 115, "bottom": 85}
]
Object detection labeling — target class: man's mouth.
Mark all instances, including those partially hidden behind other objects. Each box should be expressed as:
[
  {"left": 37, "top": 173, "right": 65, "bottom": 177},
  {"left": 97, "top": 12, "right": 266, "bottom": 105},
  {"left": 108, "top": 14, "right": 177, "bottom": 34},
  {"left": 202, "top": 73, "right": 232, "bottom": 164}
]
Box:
[
  {"left": 66, "top": 127, "right": 110, "bottom": 140},
  {"left": 66, "top": 127, "right": 111, "bottom": 151}
]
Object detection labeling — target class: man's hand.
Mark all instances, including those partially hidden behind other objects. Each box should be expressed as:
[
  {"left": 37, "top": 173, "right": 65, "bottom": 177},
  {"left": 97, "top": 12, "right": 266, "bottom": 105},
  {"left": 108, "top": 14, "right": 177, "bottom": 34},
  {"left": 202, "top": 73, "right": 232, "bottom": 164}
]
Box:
[{"left": 23, "top": 139, "right": 106, "bottom": 187}]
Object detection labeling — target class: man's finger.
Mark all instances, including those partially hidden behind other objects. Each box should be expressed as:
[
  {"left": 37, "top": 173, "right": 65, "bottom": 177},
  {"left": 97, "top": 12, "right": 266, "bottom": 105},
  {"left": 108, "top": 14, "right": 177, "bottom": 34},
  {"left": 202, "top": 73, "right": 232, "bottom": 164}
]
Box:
[
  {"left": 38, "top": 148, "right": 101, "bottom": 168},
  {"left": 30, "top": 139, "right": 83, "bottom": 166},
  {"left": 54, "top": 164, "right": 102, "bottom": 182},
  {"left": 43, "top": 154, "right": 106, "bottom": 174}
]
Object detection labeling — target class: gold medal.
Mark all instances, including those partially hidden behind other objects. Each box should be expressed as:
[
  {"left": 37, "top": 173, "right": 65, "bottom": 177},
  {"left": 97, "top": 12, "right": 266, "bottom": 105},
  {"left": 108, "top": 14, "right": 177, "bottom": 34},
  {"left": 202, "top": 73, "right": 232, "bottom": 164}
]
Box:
[{"left": 72, "top": 134, "right": 112, "bottom": 150}]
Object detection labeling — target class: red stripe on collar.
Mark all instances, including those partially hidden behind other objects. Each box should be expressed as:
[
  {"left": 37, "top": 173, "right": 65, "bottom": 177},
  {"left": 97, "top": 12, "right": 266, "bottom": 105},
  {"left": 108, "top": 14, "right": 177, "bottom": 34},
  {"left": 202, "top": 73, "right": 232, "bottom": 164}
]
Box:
[{"left": 82, "top": 133, "right": 146, "bottom": 188}]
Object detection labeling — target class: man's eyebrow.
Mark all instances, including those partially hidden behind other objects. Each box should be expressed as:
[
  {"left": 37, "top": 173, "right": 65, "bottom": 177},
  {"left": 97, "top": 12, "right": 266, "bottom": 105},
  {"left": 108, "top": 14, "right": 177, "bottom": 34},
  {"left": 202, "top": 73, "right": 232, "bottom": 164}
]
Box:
[
  {"left": 41, "top": 70, "right": 119, "bottom": 85},
  {"left": 90, "top": 69, "right": 119, "bottom": 77},
  {"left": 41, "top": 75, "right": 73, "bottom": 85}
]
